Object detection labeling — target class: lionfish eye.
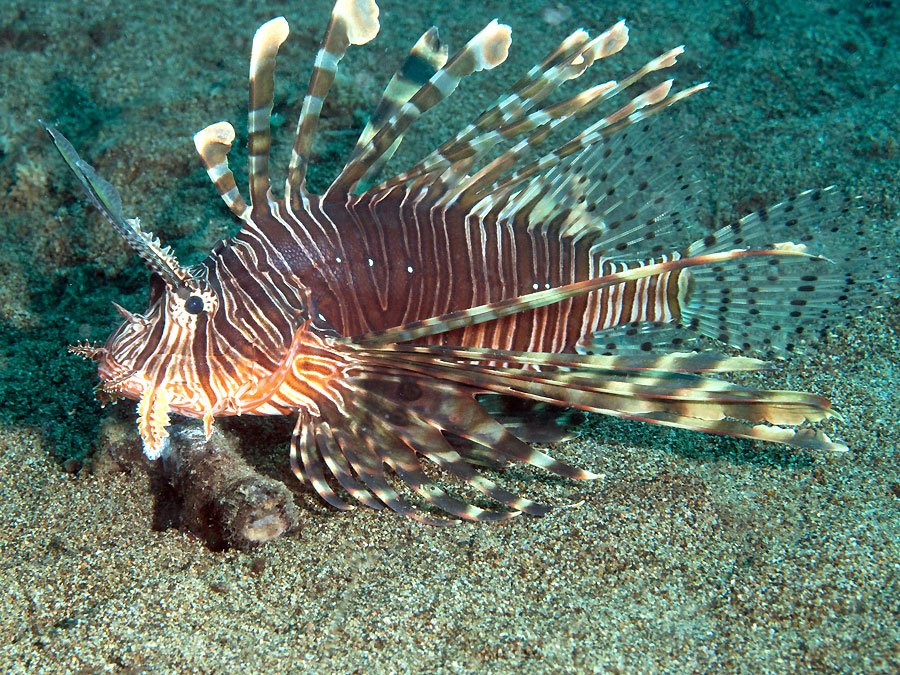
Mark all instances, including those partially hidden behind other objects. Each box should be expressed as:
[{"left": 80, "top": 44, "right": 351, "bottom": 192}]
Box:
[{"left": 184, "top": 295, "right": 205, "bottom": 314}]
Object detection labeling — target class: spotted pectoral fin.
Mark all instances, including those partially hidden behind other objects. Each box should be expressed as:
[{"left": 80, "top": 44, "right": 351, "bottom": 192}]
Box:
[
  {"left": 137, "top": 387, "right": 171, "bottom": 460},
  {"left": 291, "top": 372, "right": 567, "bottom": 522},
  {"left": 347, "top": 343, "right": 846, "bottom": 453}
]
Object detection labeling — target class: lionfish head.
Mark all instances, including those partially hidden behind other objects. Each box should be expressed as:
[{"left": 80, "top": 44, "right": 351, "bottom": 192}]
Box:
[
  {"left": 96, "top": 230, "right": 229, "bottom": 452},
  {"left": 97, "top": 269, "right": 218, "bottom": 403},
  {"left": 41, "top": 122, "right": 240, "bottom": 455}
]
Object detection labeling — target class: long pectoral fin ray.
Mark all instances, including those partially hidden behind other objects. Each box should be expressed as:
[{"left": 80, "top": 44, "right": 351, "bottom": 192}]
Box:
[
  {"left": 346, "top": 248, "right": 818, "bottom": 346},
  {"left": 347, "top": 343, "right": 845, "bottom": 453}
]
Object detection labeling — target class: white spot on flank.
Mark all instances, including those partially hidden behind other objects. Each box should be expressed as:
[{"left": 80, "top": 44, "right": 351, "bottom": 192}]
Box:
[
  {"left": 533, "top": 283, "right": 540, "bottom": 290},
  {"left": 318, "top": 313, "right": 326, "bottom": 321},
  {"left": 545, "top": 283, "right": 551, "bottom": 289},
  {"left": 335, "top": 256, "right": 342, "bottom": 263},
  {"left": 407, "top": 265, "right": 413, "bottom": 273},
  {"left": 368, "top": 258, "right": 374, "bottom": 267}
]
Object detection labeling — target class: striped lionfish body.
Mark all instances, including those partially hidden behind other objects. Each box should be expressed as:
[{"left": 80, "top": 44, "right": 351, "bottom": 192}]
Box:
[{"left": 49, "top": 0, "right": 874, "bottom": 523}]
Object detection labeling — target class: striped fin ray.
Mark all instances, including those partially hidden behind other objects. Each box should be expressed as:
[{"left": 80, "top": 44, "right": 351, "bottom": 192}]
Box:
[
  {"left": 345, "top": 247, "right": 819, "bottom": 346},
  {"left": 365, "top": 34, "right": 695, "bottom": 208},
  {"left": 349, "top": 344, "right": 768, "bottom": 373},
  {"left": 286, "top": 0, "right": 381, "bottom": 200},
  {"left": 330, "top": 422, "right": 458, "bottom": 525},
  {"left": 291, "top": 371, "right": 564, "bottom": 525},
  {"left": 288, "top": 386, "right": 472, "bottom": 523},
  {"left": 445, "top": 76, "right": 705, "bottom": 209},
  {"left": 431, "top": 76, "right": 634, "bottom": 206},
  {"left": 342, "top": 370, "right": 591, "bottom": 514},
  {"left": 376, "top": 407, "right": 557, "bottom": 515},
  {"left": 347, "top": 27, "right": 449, "bottom": 190},
  {"left": 365, "top": 357, "right": 834, "bottom": 426},
  {"left": 290, "top": 410, "right": 352, "bottom": 511},
  {"left": 495, "top": 122, "right": 705, "bottom": 257},
  {"left": 376, "top": 21, "right": 629, "bottom": 191},
  {"left": 355, "top": 373, "right": 597, "bottom": 480},
  {"left": 351, "top": 346, "right": 832, "bottom": 422},
  {"left": 193, "top": 122, "right": 250, "bottom": 220},
  {"left": 346, "top": 392, "right": 526, "bottom": 522},
  {"left": 328, "top": 19, "right": 513, "bottom": 197},
  {"left": 247, "top": 17, "right": 291, "bottom": 213},
  {"left": 488, "top": 81, "right": 709, "bottom": 199},
  {"left": 577, "top": 321, "right": 700, "bottom": 356},
  {"left": 314, "top": 419, "right": 385, "bottom": 511},
  {"left": 343, "top": 344, "right": 845, "bottom": 453},
  {"left": 431, "top": 48, "right": 688, "bottom": 203},
  {"left": 294, "top": 339, "right": 844, "bottom": 522}
]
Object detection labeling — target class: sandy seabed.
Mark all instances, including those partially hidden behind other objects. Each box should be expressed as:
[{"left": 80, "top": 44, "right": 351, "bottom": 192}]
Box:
[{"left": 0, "top": 0, "right": 898, "bottom": 672}]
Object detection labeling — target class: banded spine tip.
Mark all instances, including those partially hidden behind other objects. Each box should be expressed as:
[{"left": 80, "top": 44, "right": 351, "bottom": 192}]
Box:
[
  {"left": 333, "top": 0, "right": 380, "bottom": 45},
  {"left": 469, "top": 19, "right": 512, "bottom": 72}
]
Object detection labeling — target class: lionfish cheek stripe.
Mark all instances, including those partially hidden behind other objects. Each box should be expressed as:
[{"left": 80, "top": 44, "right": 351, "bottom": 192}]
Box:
[{"left": 48, "top": 0, "right": 888, "bottom": 525}]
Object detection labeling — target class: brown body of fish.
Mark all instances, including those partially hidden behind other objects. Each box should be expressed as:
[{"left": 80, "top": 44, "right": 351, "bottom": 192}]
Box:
[{"left": 48, "top": 0, "right": 879, "bottom": 524}]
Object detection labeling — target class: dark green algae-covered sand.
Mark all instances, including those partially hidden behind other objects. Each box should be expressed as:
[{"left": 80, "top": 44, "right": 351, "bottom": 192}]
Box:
[{"left": 1, "top": 0, "right": 898, "bottom": 671}]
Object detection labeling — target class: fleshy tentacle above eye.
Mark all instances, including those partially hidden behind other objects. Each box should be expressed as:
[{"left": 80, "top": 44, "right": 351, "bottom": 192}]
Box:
[{"left": 40, "top": 121, "right": 194, "bottom": 289}]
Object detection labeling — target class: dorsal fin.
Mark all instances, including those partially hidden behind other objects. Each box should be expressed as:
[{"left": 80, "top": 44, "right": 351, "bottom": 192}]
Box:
[
  {"left": 193, "top": 121, "right": 250, "bottom": 221},
  {"left": 327, "top": 19, "right": 512, "bottom": 198},
  {"left": 346, "top": 27, "right": 448, "bottom": 191},
  {"left": 247, "top": 17, "right": 290, "bottom": 215},
  {"left": 286, "top": 0, "right": 380, "bottom": 203},
  {"left": 377, "top": 22, "right": 629, "bottom": 192}
]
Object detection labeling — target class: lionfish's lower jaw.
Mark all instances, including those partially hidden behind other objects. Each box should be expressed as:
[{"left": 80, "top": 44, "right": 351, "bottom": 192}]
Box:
[{"left": 95, "top": 355, "right": 143, "bottom": 396}]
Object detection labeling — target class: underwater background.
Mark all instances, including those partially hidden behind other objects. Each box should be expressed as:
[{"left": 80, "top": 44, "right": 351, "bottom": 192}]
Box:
[{"left": 1, "top": 0, "right": 898, "bottom": 671}]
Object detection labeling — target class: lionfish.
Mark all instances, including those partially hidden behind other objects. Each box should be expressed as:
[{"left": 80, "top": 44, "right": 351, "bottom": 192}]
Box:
[{"left": 46, "top": 0, "right": 876, "bottom": 524}]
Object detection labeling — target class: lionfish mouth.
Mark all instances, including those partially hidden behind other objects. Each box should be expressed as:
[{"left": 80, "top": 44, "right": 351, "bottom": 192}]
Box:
[
  {"left": 69, "top": 339, "right": 143, "bottom": 404},
  {"left": 96, "top": 362, "right": 138, "bottom": 392}
]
